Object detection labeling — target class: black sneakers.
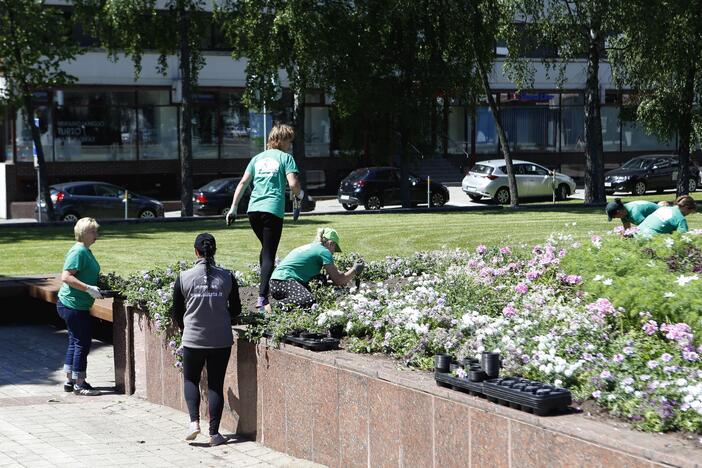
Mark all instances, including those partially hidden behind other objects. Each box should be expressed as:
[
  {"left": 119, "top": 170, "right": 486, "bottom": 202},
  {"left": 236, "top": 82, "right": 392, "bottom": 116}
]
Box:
[
  {"left": 73, "top": 382, "right": 100, "bottom": 396},
  {"left": 63, "top": 381, "right": 75, "bottom": 392}
]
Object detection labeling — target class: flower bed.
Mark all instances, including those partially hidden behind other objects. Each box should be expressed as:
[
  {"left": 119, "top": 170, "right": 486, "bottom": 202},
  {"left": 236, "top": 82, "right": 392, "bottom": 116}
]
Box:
[{"left": 100, "top": 230, "right": 702, "bottom": 436}]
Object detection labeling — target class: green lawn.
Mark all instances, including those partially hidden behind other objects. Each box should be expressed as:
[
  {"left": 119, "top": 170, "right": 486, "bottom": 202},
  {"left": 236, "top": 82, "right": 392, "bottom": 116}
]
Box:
[{"left": 2, "top": 207, "right": 700, "bottom": 276}]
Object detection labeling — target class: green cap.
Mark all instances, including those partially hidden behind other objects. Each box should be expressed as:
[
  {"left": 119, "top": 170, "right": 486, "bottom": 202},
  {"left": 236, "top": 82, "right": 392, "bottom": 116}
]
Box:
[{"left": 322, "top": 227, "right": 342, "bottom": 252}]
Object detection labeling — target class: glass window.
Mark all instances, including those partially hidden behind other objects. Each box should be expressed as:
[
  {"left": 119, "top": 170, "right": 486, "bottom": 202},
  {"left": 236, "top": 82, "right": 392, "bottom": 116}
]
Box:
[
  {"left": 475, "top": 106, "right": 497, "bottom": 153},
  {"left": 139, "top": 90, "right": 170, "bottom": 106},
  {"left": 94, "top": 184, "right": 122, "bottom": 197},
  {"left": 305, "top": 106, "right": 330, "bottom": 157},
  {"left": 15, "top": 107, "right": 53, "bottom": 162},
  {"left": 601, "top": 106, "right": 620, "bottom": 151},
  {"left": 69, "top": 184, "right": 96, "bottom": 196},
  {"left": 561, "top": 105, "right": 585, "bottom": 151},
  {"left": 622, "top": 121, "right": 675, "bottom": 151},
  {"left": 192, "top": 104, "right": 218, "bottom": 159},
  {"left": 447, "top": 106, "right": 467, "bottom": 154},
  {"left": 62, "top": 90, "right": 135, "bottom": 107},
  {"left": 221, "top": 92, "right": 251, "bottom": 159},
  {"left": 501, "top": 106, "right": 558, "bottom": 152},
  {"left": 137, "top": 106, "right": 178, "bottom": 160},
  {"left": 54, "top": 105, "right": 137, "bottom": 161},
  {"left": 306, "top": 169, "right": 326, "bottom": 190}
]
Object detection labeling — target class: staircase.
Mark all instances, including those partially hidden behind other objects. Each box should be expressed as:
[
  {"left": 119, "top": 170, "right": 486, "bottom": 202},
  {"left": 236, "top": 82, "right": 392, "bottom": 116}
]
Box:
[{"left": 415, "top": 157, "right": 465, "bottom": 186}]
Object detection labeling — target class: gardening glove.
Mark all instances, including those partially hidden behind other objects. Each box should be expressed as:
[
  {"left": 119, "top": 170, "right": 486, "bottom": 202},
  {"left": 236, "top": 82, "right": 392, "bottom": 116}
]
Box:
[
  {"left": 225, "top": 207, "right": 236, "bottom": 226},
  {"left": 294, "top": 189, "right": 305, "bottom": 202},
  {"left": 85, "top": 285, "right": 103, "bottom": 299},
  {"left": 353, "top": 260, "right": 365, "bottom": 275}
]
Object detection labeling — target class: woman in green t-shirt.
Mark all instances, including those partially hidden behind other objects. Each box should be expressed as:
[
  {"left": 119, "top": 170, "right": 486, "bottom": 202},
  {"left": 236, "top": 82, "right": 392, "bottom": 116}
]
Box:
[
  {"left": 269, "top": 228, "right": 364, "bottom": 309},
  {"left": 57, "top": 217, "right": 103, "bottom": 396},
  {"left": 225, "top": 124, "right": 303, "bottom": 312}
]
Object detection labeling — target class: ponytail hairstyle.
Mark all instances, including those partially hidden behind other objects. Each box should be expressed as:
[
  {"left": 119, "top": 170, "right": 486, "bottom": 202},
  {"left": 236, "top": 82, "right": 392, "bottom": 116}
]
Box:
[
  {"left": 266, "top": 123, "right": 295, "bottom": 150},
  {"left": 613, "top": 198, "right": 625, "bottom": 210},
  {"left": 314, "top": 228, "right": 326, "bottom": 244},
  {"left": 675, "top": 195, "right": 697, "bottom": 212},
  {"left": 194, "top": 233, "right": 217, "bottom": 291}
]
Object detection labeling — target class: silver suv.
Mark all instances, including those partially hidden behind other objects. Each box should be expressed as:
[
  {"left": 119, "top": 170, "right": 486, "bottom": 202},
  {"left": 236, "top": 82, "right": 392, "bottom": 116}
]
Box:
[{"left": 462, "top": 160, "right": 576, "bottom": 204}]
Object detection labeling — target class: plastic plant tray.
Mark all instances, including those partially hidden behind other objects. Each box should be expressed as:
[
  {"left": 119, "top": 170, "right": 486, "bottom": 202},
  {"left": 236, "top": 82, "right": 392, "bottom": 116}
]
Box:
[
  {"left": 262, "top": 331, "right": 340, "bottom": 351},
  {"left": 434, "top": 371, "right": 486, "bottom": 396},
  {"left": 482, "top": 377, "right": 572, "bottom": 416},
  {"left": 98, "top": 289, "right": 123, "bottom": 298}
]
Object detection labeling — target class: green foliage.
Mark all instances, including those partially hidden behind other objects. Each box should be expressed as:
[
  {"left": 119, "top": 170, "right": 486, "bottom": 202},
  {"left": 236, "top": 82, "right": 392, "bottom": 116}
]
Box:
[{"left": 562, "top": 232, "right": 702, "bottom": 335}]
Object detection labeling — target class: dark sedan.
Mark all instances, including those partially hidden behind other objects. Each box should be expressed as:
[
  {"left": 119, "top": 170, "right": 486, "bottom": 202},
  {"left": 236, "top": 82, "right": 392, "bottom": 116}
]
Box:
[
  {"left": 36, "top": 181, "right": 164, "bottom": 222},
  {"left": 337, "top": 167, "right": 449, "bottom": 210},
  {"left": 605, "top": 155, "right": 699, "bottom": 196},
  {"left": 193, "top": 177, "right": 316, "bottom": 216}
]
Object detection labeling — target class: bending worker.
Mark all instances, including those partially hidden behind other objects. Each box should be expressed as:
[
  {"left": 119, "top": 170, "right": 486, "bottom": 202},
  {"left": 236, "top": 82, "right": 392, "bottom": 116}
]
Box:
[
  {"left": 269, "top": 228, "right": 364, "bottom": 309},
  {"left": 637, "top": 195, "right": 697, "bottom": 237},
  {"left": 606, "top": 198, "right": 659, "bottom": 229}
]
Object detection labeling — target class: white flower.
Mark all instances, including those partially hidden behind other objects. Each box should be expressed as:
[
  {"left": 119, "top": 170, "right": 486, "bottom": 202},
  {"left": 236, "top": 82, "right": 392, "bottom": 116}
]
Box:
[
  {"left": 676, "top": 275, "right": 699, "bottom": 286},
  {"left": 602, "top": 278, "right": 613, "bottom": 286},
  {"left": 664, "top": 238, "right": 675, "bottom": 248},
  {"left": 664, "top": 292, "right": 676, "bottom": 298},
  {"left": 593, "top": 275, "right": 603, "bottom": 281}
]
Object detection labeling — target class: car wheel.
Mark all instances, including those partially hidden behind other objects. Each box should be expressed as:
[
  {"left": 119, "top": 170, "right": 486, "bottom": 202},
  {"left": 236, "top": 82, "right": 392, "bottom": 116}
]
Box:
[
  {"left": 62, "top": 212, "right": 80, "bottom": 223},
  {"left": 430, "top": 192, "right": 446, "bottom": 207},
  {"left": 468, "top": 194, "right": 483, "bottom": 202},
  {"left": 688, "top": 178, "right": 697, "bottom": 193},
  {"left": 555, "top": 184, "right": 570, "bottom": 201},
  {"left": 342, "top": 203, "right": 358, "bottom": 211},
  {"left": 632, "top": 180, "right": 647, "bottom": 196},
  {"left": 494, "top": 187, "right": 510, "bottom": 205},
  {"left": 364, "top": 194, "right": 382, "bottom": 211},
  {"left": 139, "top": 209, "right": 157, "bottom": 219}
]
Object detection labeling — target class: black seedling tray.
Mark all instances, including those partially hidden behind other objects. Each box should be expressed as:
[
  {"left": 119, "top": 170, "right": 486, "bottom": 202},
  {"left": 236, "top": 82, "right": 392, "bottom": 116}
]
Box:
[
  {"left": 434, "top": 371, "right": 486, "bottom": 396},
  {"left": 99, "top": 289, "right": 123, "bottom": 298},
  {"left": 262, "top": 330, "right": 340, "bottom": 351},
  {"left": 482, "top": 377, "right": 572, "bottom": 416}
]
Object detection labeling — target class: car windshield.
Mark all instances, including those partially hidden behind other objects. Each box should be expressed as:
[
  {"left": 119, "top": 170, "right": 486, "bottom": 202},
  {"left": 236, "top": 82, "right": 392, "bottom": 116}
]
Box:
[
  {"left": 621, "top": 158, "right": 652, "bottom": 170},
  {"left": 470, "top": 164, "right": 493, "bottom": 175},
  {"left": 199, "top": 179, "right": 231, "bottom": 192},
  {"left": 345, "top": 169, "right": 369, "bottom": 181}
]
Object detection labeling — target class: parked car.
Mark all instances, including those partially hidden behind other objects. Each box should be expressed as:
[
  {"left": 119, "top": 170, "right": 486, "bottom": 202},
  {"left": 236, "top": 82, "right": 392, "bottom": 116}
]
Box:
[
  {"left": 337, "top": 167, "right": 449, "bottom": 210},
  {"left": 193, "top": 177, "right": 316, "bottom": 216},
  {"left": 604, "top": 155, "right": 699, "bottom": 196},
  {"left": 461, "top": 160, "right": 576, "bottom": 205},
  {"left": 35, "top": 181, "right": 164, "bottom": 222}
]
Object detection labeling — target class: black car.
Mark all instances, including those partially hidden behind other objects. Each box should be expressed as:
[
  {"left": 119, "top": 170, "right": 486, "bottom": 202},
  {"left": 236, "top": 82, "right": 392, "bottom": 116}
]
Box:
[
  {"left": 337, "top": 167, "right": 450, "bottom": 210},
  {"left": 604, "top": 155, "right": 699, "bottom": 196},
  {"left": 36, "top": 181, "right": 164, "bottom": 222},
  {"left": 193, "top": 177, "right": 316, "bottom": 216}
]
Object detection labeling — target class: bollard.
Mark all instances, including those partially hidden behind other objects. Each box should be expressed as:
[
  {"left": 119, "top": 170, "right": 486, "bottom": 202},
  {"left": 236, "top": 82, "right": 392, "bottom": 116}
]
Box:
[
  {"left": 124, "top": 190, "right": 129, "bottom": 219},
  {"left": 427, "top": 176, "right": 431, "bottom": 208}
]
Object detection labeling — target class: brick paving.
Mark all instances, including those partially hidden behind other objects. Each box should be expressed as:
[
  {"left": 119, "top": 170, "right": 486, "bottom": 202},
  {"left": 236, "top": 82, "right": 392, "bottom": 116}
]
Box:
[{"left": 0, "top": 323, "right": 323, "bottom": 468}]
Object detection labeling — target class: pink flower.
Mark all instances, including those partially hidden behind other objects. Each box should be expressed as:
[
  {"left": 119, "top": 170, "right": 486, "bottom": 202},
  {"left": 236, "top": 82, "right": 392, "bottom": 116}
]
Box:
[
  {"left": 660, "top": 353, "right": 673, "bottom": 362},
  {"left": 564, "top": 274, "right": 582, "bottom": 285},
  {"left": 476, "top": 245, "right": 487, "bottom": 255},
  {"left": 514, "top": 283, "right": 529, "bottom": 294},
  {"left": 526, "top": 270, "right": 541, "bottom": 281},
  {"left": 660, "top": 323, "right": 693, "bottom": 345},
  {"left": 499, "top": 246, "right": 511, "bottom": 255},
  {"left": 642, "top": 320, "right": 658, "bottom": 336},
  {"left": 502, "top": 304, "right": 517, "bottom": 317},
  {"left": 586, "top": 298, "right": 617, "bottom": 321}
]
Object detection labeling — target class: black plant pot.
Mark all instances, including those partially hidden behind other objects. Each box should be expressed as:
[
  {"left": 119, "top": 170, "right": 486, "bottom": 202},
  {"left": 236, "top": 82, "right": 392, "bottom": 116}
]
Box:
[
  {"left": 435, "top": 354, "right": 452, "bottom": 373},
  {"left": 481, "top": 352, "right": 502, "bottom": 378},
  {"left": 329, "top": 324, "right": 344, "bottom": 339}
]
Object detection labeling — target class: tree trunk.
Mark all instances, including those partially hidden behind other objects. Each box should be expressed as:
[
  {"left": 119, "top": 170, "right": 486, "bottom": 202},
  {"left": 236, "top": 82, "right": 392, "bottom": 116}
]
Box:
[
  {"left": 583, "top": 32, "right": 606, "bottom": 205},
  {"left": 293, "top": 89, "right": 306, "bottom": 187},
  {"left": 178, "top": 4, "right": 193, "bottom": 217},
  {"left": 477, "top": 59, "right": 519, "bottom": 207},
  {"left": 676, "top": 64, "right": 696, "bottom": 196},
  {"left": 23, "top": 96, "right": 55, "bottom": 221}
]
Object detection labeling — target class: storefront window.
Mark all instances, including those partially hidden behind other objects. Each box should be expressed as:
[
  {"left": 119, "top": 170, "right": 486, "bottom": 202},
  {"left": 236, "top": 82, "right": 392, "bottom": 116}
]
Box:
[
  {"left": 54, "top": 105, "right": 136, "bottom": 161},
  {"left": 447, "top": 106, "right": 467, "bottom": 155},
  {"left": 622, "top": 121, "right": 675, "bottom": 151},
  {"left": 221, "top": 92, "right": 252, "bottom": 159},
  {"left": 305, "top": 106, "right": 330, "bottom": 157},
  {"left": 192, "top": 94, "right": 218, "bottom": 159},
  {"left": 601, "top": 106, "right": 620, "bottom": 151},
  {"left": 15, "top": 106, "right": 53, "bottom": 162},
  {"left": 137, "top": 89, "right": 177, "bottom": 160},
  {"left": 475, "top": 106, "right": 497, "bottom": 153},
  {"left": 560, "top": 94, "right": 585, "bottom": 152}
]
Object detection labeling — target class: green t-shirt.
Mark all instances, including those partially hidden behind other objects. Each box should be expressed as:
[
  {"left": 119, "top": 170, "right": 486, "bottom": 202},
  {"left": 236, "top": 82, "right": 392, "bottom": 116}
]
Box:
[
  {"left": 637, "top": 206, "right": 689, "bottom": 237},
  {"left": 622, "top": 201, "right": 659, "bottom": 226},
  {"left": 245, "top": 149, "right": 299, "bottom": 219},
  {"left": 57, "top": 243, "right": 101, "bottom": 310},
  {"left": 271, "top": 242, "right": 334, "bottom": 284}
]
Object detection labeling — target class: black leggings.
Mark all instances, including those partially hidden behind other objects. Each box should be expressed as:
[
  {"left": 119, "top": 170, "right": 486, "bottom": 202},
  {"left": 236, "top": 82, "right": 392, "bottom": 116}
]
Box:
[
  {"left": 270, "top": 279, "right": 315, "bottom": 309},
  {"left": 248, "top": 211, "right": 284, "bottom": 299},
  {"left": 182, "top": 346, "right": 231, "bottom": 436}
]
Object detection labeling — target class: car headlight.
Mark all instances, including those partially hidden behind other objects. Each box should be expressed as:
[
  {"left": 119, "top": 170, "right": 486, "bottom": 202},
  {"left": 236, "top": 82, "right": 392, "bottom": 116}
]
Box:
[{"left": 611, "top": 176, "right": 630, "bottom": 183}]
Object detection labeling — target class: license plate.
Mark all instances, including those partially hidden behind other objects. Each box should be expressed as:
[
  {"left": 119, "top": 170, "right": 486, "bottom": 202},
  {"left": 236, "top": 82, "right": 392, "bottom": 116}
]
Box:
[
  {"left": 604, "top": 182, "right": 612, "bottom": 187},
  {"left": 466, "top": 186, "right": 476, "bottom": 192},
  {"left": 339, "top": 195, "right": 350, "bottom": 201}
]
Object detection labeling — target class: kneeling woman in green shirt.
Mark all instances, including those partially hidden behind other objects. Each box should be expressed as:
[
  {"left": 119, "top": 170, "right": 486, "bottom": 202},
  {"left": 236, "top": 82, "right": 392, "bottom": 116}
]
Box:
[
  {"left": 606, "top": 198, "right": 659, "bottom": 229},
  {"left": 637, "top": 195, "right": 697, "bottom": 237},
  {"left": 270, "top": 228, "right": 364, "bottom": 308}
]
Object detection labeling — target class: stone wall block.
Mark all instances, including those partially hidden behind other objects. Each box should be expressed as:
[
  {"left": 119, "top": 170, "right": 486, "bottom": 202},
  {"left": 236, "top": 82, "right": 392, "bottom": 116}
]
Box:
[
  {"left": 338, "top": 370, "right": 369, "bottom": 468},
  {"left": 258, "top": 346, "right": 287, "bottom": 452},
  {"left": 311, "top": 363, "right": 340, "bottom": 468},
  {"left": 368, "top": 379, "right": 402, "bottom": 467},
  {"left": 470, "top": 408, "right": 510, "bottom": 468},
  {"left": 284, "top": 354, "right": 315, "bottom": 461},
  {"left": 434, "top": 396, "right": 472, "bottom": 468}
]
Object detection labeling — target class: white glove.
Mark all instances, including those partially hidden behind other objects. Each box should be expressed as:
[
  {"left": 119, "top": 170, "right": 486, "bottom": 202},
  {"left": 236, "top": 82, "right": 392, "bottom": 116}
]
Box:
[
  {"left": 85, "top": 285, "right": 103, "bottom": 299},
  {"left": 294, "top": 189, "right": 304, "bottom": 201},
  {"left": 225, "top": 206, "right": 236, "bottom": 226}
]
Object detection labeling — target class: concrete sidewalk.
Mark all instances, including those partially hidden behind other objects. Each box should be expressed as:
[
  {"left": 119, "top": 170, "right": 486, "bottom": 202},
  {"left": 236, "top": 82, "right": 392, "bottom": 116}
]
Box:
[{"left": 0, "top": 323, "right": 322, "bottom": 468}]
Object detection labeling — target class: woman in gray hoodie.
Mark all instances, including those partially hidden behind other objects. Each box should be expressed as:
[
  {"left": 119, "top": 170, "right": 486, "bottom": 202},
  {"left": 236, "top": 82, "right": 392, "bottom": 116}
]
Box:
[{"left": 173, "top": 233, "right": 241, "bottom": 446}]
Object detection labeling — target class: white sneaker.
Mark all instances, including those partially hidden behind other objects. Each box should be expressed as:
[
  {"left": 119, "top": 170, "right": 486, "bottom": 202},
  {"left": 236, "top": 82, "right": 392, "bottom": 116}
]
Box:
[
  {"left": 185, "top": 421, "right": 200, "bottom": 441},
  {"left": 209, "top": 433, "right": 227, "bottom": 446}
]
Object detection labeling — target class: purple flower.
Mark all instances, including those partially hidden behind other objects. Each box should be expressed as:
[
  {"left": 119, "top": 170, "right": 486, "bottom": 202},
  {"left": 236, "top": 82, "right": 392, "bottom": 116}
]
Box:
[
  {"left": 515, "top": 283, "right": 529, "bottom": 294},
  {"left": 564, "top": 274, "right": 582, "bottom": 285},
  {"left": 613, "top": 354, "right": 625, "bottom": 363},
  {"left": 586, "top": 298, "right": 617, "bottom": 321},
  {"left": 682, "top": 350, "right": 700, "bottom": 362},
  {"left": 502, "top": 304, "right": 517, "bottom": 318},
  {"left": 174, "top": 361, "right": 183, "bottom": 369},
  {"left": 661, "top": 353, "right": 673, "bottom": 362},
  {"left": 175, "top": 346, "right": 184, "bottom": 356},
  {"left": 592, "top": 390, "right": 602, "bottom": 399},
  {"left": 168, "top": 340, "right": 177, "bottom": 349},
  {"left": 476, "top": 245, "right": 487, "bottom": 255},
  {"left": 622, "top": 346, "right": 634, "bottom": 355},
  {"left": 647, "top": 360, "right": 659, "bottom": 369},
  {"left": 660, "top": 323, "right": 693, "bottom": 345},
  {"left": 599, "top": 370, "right": 613, "bottom": 380},
  {"left": 663, "top": 365, "right": 678, "bottom": 373},
  {"left": 622, "top": 377, "right": 634, "bottom": 386},
  {"left": 499, "top": 246, "right": 511, "bottom": 255},
  {"left": 456, "top": 368, "right": 467, "bottom": 379},
  {"left": 582, "top": 353, "right": 593, "bottom": 361},
  {"left": 526, "top": 270, "right": 541, "bottom": 281},
  {"left": 642, "top": 320, "right": 658, "bottom": 336}
]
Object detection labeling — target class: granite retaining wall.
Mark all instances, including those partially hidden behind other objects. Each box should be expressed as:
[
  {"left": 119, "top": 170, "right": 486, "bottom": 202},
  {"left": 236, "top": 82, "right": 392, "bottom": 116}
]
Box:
[{"left": 116, "top": 301, "right": 701, "bottom": 468}]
